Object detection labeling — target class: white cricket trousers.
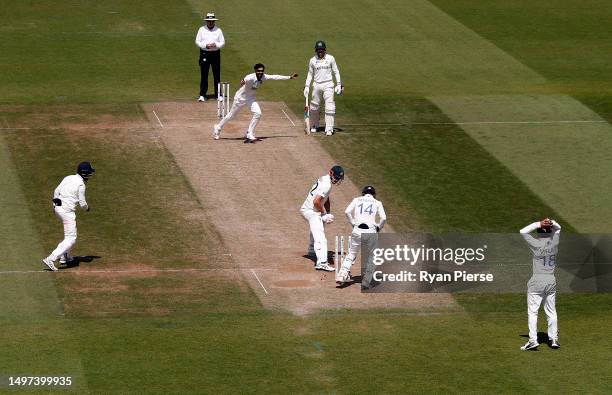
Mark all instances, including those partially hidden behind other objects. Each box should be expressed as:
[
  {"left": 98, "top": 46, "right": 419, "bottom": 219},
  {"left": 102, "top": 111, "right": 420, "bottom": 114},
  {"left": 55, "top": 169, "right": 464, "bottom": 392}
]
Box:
[
  {"left": 527, "top": 275, "right": 558, "bottom": 343},
  {"left": 309, "top": 81, "right": 335, "bottom": 132},
  {"left": 48, "top": 206, "right": 77, "bottom": 262},
  {"left": 340, "top": 226, "right": 377, "bottom": 273},
  {"left": 216, "top": 96, "right": 261, "bottom": 138},
  {"left": 300, "top": 208, "right": 327, "bottom": 264}
]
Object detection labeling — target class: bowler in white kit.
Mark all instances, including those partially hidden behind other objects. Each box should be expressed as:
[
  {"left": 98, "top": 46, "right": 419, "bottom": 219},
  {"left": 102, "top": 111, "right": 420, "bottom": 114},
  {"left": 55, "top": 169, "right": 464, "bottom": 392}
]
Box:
[
  {"left": 42, "top": 162, "right": 95, "bottom": 271},
  {"left": 337, "top": 186, "right": 386, "bottom": 285},
  {"left": 213, "top": 63, "right": 298, "bottom": 142},
  {"left": 300, "top": 165, "right": 345, "bottom": 271},
  {"left": 519, "top": 218, "right": 561, "bottom": 350},
  {"left": 304, "top": 40, "right": 343, "bottom": 136}
]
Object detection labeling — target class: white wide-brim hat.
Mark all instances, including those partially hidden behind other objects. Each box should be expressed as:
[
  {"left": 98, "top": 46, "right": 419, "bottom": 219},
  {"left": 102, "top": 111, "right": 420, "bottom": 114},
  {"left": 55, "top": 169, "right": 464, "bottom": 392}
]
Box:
[{"left": 204, "top": 12, "right": 218, "bottom": 21}]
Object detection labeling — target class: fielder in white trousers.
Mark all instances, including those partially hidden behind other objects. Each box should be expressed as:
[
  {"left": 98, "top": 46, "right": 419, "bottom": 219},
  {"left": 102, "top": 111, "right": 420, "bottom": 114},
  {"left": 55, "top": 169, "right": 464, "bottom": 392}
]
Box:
[
  {"left": 43, "top": 162, "right": 94, "bottom": 272},
  {"left": 213, "top": 63, "right": 298, "bottom": 141},
  {"left": 519, "top": 219, "right": 561, "bottom": 350}
]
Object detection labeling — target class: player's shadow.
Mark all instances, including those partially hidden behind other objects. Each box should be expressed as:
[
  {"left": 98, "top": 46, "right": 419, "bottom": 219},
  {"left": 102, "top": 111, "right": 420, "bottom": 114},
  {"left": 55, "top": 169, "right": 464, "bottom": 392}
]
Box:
[
  {"left": 301, "top": 251, "right": 337, "bottom": 264},
  {"left": 60, "top": 255, "right": 102, "bottom": 269},
  {"left": 336, "top": 274, "right": 362, "bottom": 289},
  {"left": 256, "top": 135, "right": 297, "bottom": 140},
  {"left": 218, "top": 136, "right": 297, "bottom": 142},
  {"left": 519, "top": 332, "right": 551, "bottom": 350},
  {"left": 216, "top": 136, "right": 253, "bottom": 142}
]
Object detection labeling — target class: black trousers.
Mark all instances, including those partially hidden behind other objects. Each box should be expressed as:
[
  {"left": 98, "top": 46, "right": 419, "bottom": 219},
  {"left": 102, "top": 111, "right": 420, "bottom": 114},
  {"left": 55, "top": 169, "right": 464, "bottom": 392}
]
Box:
[{"left": 199, "top": 50, "right": 221, "bottom": 98}]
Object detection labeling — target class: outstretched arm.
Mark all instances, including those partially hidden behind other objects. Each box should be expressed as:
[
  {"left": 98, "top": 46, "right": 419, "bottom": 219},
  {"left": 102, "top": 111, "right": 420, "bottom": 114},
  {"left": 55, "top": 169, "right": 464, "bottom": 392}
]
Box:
[{"left": 265, "top": 73, "right": 298, "bottom": 81}]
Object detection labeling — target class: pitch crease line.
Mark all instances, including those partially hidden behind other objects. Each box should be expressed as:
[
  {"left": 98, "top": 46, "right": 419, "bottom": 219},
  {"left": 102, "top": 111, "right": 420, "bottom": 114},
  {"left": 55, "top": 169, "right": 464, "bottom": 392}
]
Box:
[
  {"left": 250, "top": 269, "right": 269, "bottom": 295},
  {"left": 281, "top": 109, "right": 296, "bottom": 126},
  {"left": 342, "top": 120, "right": 608, "bottom": 126},
  {"left": 152, "top": 110, "right": 164, "bottom": 128},
  {"left": 416, "top": 120, "right": 608, "bottom": 125},
  {"left": 0, "top": 263, "right": 529, "bottom": 276},
  {"left": 0, "top": 267, "right": 319, "bottom": 275}
]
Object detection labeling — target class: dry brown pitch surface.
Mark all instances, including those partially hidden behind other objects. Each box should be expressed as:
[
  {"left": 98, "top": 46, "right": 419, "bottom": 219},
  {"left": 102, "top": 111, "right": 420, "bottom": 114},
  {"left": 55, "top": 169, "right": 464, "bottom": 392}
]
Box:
[{"left": 143, "top": 101, "right": 454, "bottom": 314}]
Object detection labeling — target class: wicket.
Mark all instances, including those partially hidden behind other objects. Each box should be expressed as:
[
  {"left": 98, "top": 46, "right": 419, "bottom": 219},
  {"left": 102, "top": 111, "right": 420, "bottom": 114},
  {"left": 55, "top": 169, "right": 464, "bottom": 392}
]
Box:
[
  {"left": 334, "top": 235, "right": 347, "bottom": 277},
  {"left": 217, "top": 82, "right": 230, "bottom": 119}
]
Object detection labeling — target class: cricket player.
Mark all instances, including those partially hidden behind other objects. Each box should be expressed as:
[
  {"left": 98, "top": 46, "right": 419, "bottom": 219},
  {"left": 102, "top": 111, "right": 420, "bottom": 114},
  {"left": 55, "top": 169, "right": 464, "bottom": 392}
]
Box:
[
  {"left": 42, "top": 162, "right": 95, "bottom": 271},
  {"left": 300, "top": 165, "right": 345, "bottom": 271},
  {"left": 336, "top": 186, "right": 386, "bottom": 285},
  {"left": 213, "top": 63, "right": 298, "bottom": 142},
  {"left": 519, "top": 218, "right": 561, "bottom": 350},
  {"left": 304, "top": 40, "right": 343, "bottom": 136}
]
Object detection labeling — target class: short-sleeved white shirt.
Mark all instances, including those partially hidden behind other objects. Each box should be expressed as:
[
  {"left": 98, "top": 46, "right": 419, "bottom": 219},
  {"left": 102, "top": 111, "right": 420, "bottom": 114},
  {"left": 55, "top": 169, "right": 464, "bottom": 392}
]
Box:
[
  {"left": 345, "top": 194, "right": 386, "bottom": 228},
  {"left": 301, "top": 174, "right": 332, "bottom": 211}
]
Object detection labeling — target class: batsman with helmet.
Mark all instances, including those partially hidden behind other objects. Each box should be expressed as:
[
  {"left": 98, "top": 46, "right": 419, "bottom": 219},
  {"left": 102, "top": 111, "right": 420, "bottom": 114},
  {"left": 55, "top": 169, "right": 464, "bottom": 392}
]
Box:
[
  {"left": 304, "top": 40, "right": 343, "bottom": 136},
  {"left": 300, "top": 165, "right": 345, "bottom": 271}
]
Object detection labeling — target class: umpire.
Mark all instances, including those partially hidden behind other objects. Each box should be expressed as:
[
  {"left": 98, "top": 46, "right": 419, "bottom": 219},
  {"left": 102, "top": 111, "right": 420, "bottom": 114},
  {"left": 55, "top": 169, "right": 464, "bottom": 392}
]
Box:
[{"left": 195, "top": 12, "right": 225, "bottom": 102}]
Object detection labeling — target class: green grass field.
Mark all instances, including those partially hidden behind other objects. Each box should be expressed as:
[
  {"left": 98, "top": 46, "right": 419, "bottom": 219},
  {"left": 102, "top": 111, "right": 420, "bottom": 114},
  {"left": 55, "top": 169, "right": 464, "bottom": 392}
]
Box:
[{"left": 1, "top": 0, "right": 611, "bottom": 393}]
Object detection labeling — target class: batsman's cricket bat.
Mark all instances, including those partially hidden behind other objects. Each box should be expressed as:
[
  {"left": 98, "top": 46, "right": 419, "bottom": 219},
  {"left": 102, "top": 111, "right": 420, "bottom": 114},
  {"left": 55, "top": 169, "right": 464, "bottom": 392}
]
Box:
[{"left": 304, "top": 97, "right": 310, "bottom": 135}]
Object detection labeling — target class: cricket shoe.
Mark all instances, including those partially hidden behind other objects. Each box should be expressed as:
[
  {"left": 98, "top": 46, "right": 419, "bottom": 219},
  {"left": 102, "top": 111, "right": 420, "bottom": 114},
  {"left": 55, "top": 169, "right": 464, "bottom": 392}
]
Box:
[
  {"left": 244, "top": 133, "right": 258, "bottom": 143},
  {"left": 42, "top": 257, "right": 58, "bottom": 272},
  {"left": 310, "top": 127, "right": 318, "bottom": 133},
  {"left": 213, "top": 125, "right": 221, "bottom": 140},
  {"left": 520, "top": 341, "right": 539, "bottom": 351},
  {"left": 314, "top": 262, "right": 335, "bottom": 272},
  {"left": 335, "top": 269, "right": 351, "bottom": 286},
  {"left": 550, "top": 339, "right": 560, "bottom": 349},
  {"left": 59, "top": 253, "right": 73, "bottom": 265},
  {"left": 325, "top": 129, "right": 333, "bottom": 136},
  {"left": 198, "top": 96, "right": 206, "bottom": 102}
]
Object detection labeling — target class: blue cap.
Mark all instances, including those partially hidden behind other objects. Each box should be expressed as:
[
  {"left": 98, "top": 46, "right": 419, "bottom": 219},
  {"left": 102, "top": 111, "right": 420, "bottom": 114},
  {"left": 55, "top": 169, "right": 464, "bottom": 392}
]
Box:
[{"left": 77, "top": 161, "right": 95, "bottom": 175}]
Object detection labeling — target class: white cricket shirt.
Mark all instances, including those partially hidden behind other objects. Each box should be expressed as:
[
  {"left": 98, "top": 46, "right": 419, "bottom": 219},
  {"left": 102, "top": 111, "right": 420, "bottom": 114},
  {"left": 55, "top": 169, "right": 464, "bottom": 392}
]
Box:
[
  {"left": 53, "top": 174, "right": 88, "bottom": 212},
  {"left": 345, "top": 194, "right": 386, "bottom": 229},
  {"left": 305, "top": 54, "right": 341, "bottom": 86},
  {"left": 195, "top": 25, "right": 225, "bottom": 51},
  {"left": 520, "top": 221, "right": 561, "bottom": 275},
  {"left": 301, "top": 174, "right": 332, "bottom": 211},
  {"left": 234, "top": 73, "right": 291, "bottom": 101}
]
